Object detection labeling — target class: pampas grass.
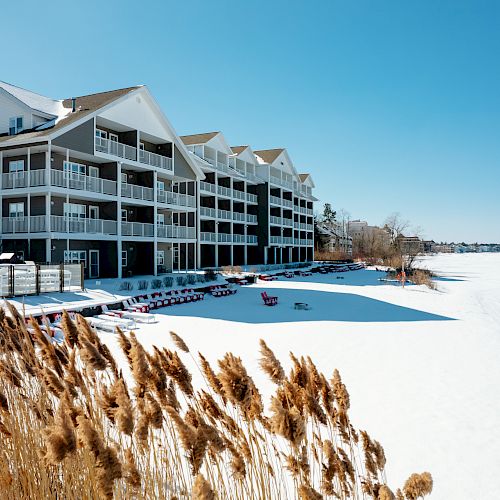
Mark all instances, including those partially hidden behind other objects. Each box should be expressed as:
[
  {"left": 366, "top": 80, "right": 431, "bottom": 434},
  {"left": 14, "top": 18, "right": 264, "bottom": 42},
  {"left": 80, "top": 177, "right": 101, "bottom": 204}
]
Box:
[{"left": 0, "top": 305, "right": 433, "bottom": 499}]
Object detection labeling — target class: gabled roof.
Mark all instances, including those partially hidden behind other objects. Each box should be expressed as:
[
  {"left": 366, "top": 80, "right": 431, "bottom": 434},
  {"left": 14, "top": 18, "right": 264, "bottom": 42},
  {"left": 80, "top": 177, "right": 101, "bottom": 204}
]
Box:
[
  {"left": 0, "top": 85, "right": 141, "bottom": 144},
  {"left": 253, "top": 148, "right": 285, "bottom": 164},
  {"left": 0, "top": 80, "right": 62, "bottom": 116},
  {"left": 180, "top": 132, "right": 220, "bottom": 145},
  {"left": 298, "top": 174, "right": 310, "bottom": 182},
  {"left": 230, "top": 145, "right": 248, "bottom": 155}
]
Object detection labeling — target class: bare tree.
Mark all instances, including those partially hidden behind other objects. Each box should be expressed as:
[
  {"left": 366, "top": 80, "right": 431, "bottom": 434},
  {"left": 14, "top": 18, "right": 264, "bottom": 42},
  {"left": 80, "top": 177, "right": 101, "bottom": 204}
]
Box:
[{"left": 384, "top": 212, "right": 410, "bottom": 244}]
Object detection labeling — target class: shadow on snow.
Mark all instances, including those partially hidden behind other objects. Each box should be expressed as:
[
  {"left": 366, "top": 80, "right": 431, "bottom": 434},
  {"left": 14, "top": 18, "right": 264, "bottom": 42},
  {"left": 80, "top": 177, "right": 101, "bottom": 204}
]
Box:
[{"left": 159, "top": 286, "right": 454, "bottom": 324}]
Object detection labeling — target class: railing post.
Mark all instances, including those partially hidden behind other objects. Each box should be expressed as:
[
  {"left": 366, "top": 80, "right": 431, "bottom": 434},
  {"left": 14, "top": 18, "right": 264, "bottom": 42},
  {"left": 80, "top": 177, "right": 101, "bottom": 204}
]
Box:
[
  {"left": 35, "top": 264, "right": 40, "bottom": 295},
  {"left": 59, "top": 263, "right": 64, "bottom": 293}
]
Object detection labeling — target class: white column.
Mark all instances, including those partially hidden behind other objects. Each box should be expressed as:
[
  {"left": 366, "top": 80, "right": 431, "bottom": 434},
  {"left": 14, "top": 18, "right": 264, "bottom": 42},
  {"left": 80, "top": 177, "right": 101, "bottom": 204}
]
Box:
[
  {"left": 196, "top": 180, "right": 201, "bottom": 269},
  {"left": 0, "top": 151, "right": 3, "bottom": 234},
  {"left": 243, "top": 179, "right": 248, "bottom": 266},
  {"left": 214, "top": 173, "right": 219, "bottom": 268},
  {"left": 45, "top": 143, "right": 52, "bottom": 263},
  {"left": 117, "top": 162, "right": 122, "bottom": 278},
  {"left": 27, "top": 147, "right": 31, "bottom": 236},
  {"left": 229, "top": 176, "right": 234, "bottom": 267},
  {"left": 153, "top": 170, "right": 158, "bottom": 276}
]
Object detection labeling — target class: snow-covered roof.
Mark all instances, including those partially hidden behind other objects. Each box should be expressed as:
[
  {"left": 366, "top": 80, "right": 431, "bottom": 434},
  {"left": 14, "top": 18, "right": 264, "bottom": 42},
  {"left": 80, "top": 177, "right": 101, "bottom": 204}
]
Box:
[{"left": 0, "top": 80, "right": 65, "bottom": 117}]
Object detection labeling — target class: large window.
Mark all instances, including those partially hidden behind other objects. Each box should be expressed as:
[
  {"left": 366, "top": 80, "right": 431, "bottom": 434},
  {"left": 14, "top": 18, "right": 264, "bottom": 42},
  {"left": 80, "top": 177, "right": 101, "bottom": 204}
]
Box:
[
  {"left": 157, "top": 250, "right": 165, "bottom": 266},
  {"left": 121, "top": 250, "right": 128, "bottom": 268},
  {"left": 95, "top": 129, "right": 108, "bottom": 139},
  {"left": 157, "top": 213, "right": 165, "bottom": 225},
  {"left": 9, "top": 202, "right": 24, "bottom": 218},
  {"left": 9, "top": 160, "right": 25, "bottom": 173},
  {"left": 64, "top": 202, "right": 86, "bottom": 219},
  {"left": 63, "top": 161, "right": 86, "bottom": 177},
  {"left": 64, "top": 250, "right": 86, "bottom": 268},
  {"left": 9, "top": 116, "right": 23, "bottom": 135}
]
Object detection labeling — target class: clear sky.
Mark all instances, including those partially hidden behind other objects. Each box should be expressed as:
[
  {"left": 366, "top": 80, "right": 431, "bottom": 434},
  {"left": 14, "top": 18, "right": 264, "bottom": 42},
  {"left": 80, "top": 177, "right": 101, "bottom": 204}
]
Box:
[{"left": 2, "top": 0, "right": 499, "bottom": 242}]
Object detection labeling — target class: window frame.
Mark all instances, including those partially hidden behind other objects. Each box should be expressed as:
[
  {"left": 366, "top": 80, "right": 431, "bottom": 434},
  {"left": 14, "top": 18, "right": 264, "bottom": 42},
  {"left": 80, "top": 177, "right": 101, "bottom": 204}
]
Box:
[
  {"left": 9, "top": 160, "right": 25, "bottom": 173},
  {"left": 121, "top": 250, "right": 128, "bottom": 268},
  {"left": 9, "top": 116, "right": 23, "bottom": 135},
  {"left": 64, "top": 250, "right": 87, "bottom": 268},
  {"left": 9, "top": 202, "right": 25, "bottom": 218},
  {"left": 157, "top": 250, "right": 165, "bottom": 266},
  {"left": 64, "top": 202, "right": 86, "bottom": 219}
]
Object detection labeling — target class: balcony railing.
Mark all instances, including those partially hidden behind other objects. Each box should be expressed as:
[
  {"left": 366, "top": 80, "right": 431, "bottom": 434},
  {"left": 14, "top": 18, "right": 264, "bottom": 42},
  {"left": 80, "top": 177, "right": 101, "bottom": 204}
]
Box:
[
  {"left": 270, "top": 175, "right": 293, "bottom": 190},
  {"left": 247, "top": 214, "right": 257, "bottom": 223},
  {"left": 270, "top": 216, "right": 282, "bottom": 225},
  {"left": 200, "top": 181, "right": 216, "bottom": 194},
  {"left": 247, "top": 235, "right": 258, "bottom": 244},
  {"left": 270, "top": 236, "right": 282, "bottom": 245},
  {"left": 139, "top": 149, "right": 173, "bottom": 171},
  {"left": 2, "top": 170, "right": 46, "bottom": 189},
  {"left": 95, "top": 136, "right": 137, "bottom": 161},
  {"left": 283, "top": 218, "right": 294, "bottom": 227},
  {"left": 217, "top": 233, "right": 232, "bottom": 243},
  {"left": 2, "top": 216, "right": 46, "bottom": 234},
  {"left": 157, "top": 190, "right": 196, "bottom": 208},
  {"left": 282, "top": 199, "right": 293, "bottom": 208},
  {"left": 121, "top": 183, "right": 154, "bottom": 202},
  {"left": 200, "top": 207, "right": 216, "bottom": 218},
  {"left": 217, "top": 185, "right": 232, "bottom": 197},
  {"left": 270, "top": 195, "right": 281, "bottom": 205},
  {"left": 51, "top": 169, "right": 118, "bottom": 196},
  {"left": 282, "top": 237, "right": 294, "bottom": 245},
  {"left": 246, "top": 193, "right": 258, "bottom": 203},
  {"left": 157, "top": 225, "right": 196, "bottom": 239},
  {"left": 217, "top": 209, "right": 232, "bottom": 221},
  {"left": 200, "top": 232, "right": 217, "bottom": 243},
  {"left": 121, "top": 221, "right": 154, "bottom": 238},
  {"left": 51, "top": 216, "right": 117, "bottom": 235},
  {"left": 232, "top": 212, "right": 246, "bottom": 223},
  {"left": 232, "top": 189, "right": 246, "bottom": 201}
]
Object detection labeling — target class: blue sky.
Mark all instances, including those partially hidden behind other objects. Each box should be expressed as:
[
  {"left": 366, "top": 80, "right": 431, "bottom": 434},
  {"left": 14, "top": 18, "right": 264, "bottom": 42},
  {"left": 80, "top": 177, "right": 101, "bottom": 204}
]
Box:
[{"left": 3, "top": 0, "right": 499, "bottom": 242}]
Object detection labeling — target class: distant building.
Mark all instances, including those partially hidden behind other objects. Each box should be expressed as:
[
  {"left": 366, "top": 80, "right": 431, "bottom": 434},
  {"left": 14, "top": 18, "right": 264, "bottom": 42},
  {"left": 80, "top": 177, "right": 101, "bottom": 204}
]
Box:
[
  {"left": 316, "top": 221, "right": 352, "bottom": 255},
  {"left": 395, "top": 235, "right": 423, "bottom": 255}
]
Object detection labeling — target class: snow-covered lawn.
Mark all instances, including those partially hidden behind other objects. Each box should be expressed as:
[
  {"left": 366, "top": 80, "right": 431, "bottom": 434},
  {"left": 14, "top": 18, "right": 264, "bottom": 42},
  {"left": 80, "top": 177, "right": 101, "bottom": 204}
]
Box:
[{"left": 99, "top": 253, "right": 500, "bottom": 500}]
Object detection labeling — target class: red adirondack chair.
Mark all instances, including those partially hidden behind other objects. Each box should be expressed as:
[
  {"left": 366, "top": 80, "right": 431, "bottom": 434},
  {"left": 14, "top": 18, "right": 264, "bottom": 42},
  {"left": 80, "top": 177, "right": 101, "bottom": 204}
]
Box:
[{"left": 261, "top": 291, "right": 278, "bottom": 306}]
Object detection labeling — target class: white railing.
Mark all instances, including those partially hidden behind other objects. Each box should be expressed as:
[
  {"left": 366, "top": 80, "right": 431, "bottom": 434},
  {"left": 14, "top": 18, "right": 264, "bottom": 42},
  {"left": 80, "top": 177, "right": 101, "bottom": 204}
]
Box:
[
  {"left": 200, "top": 207, "right": 216, "bottom": 218},
  {"left": 270, "top": 195, "right": 281, "bottom": 205},
  {"left": 157, "top": 225, "right": 196, "bottom": 239},
  {"left": 121, "top": 221, "right": 154, "bottom": 238},
  {"left": 2, "top": 216, "right": 47, "bottom": 233},
  {"left": 139, "top": 149, "right": 173, "bottom": 171},
  {"left": 157, "top": 190, "right": 196, "bottom": 208},
  {"left": 232, "top": 212, "right": 246, "bottom": 222},
  {"left": 95, "top": 136, "right": 137, "bottom": 161},
  {"left": 270, "top": 236, "right": 282, "bottom": 245},
  {"left": 270, "top": 175, "right": 293, "bottom": 190},
  {"left": 51, "top": 169, "right": 117, "bottom": 196},
  {"left": 270, "top": 216, "right": 282, "bottom": 225},
  {"left": 282, "top": 218, "right": 294, "bottom": 227},
  {"left": 246, "top": 193, "right": 258, "bottom": 203},
  {"left": 200, "top": 181, "right": 216, "bottom": 194},
  {"left": 51, "top": 216, "right": 117, "bottom": 235},
  {"left": 217, "top": 233, "right": 232, "bottom": 243},
  {"left": 217, "top": 185, "right": 232, "bottom": 197},
  {"left": 2, "top": 170, "right": 46, "bottom": 189},
  {"left": 247, "top": 214, "right": 257, "bottom": 223},
  {"left": 233, "top": 234, "right": 246, "bottom": 243},
  {"left": 282, "top": 237, "right": 294, "bottom": 245},
  {"left": 121, "top": 183, "right": 154, "bottom": 202},
  {"left": 232, "top": 189, "right": 246, "bottom": 201},
  {"left": 247, "top": 235, "right": 258, "bottom": 244},
  {"left": 200, "top": 232, "right": 216, "bottom": 242},
  {"left": 217, "top": 209, "right": 232, "bottom": 221},
  {"left": 282, "top": 199, "right": 293, "bottom": 208}
]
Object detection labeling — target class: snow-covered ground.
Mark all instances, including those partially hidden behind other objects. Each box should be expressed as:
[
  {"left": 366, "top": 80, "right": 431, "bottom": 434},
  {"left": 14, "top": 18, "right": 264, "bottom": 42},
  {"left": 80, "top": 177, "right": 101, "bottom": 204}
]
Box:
[{"left": 98, "top": 253, "right": 500, "bottom": 499}]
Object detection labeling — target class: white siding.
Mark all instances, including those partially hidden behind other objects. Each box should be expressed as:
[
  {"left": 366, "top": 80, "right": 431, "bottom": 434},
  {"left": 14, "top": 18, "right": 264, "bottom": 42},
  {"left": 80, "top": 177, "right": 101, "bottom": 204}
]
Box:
[{"left": 0, "top": 89, "right": 30, "bottom": 135}]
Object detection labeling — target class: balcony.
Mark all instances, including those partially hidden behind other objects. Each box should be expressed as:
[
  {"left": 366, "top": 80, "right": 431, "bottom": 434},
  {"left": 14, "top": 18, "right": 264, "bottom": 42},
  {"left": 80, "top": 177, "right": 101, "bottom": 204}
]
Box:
[
  {"left": 200, "top": 181, "right": 216, "bottom": 194},
  {"left": 247, "top": 214, "right": 257, "bottom": 224},
  {"left": 217, "top": 209, "right": 232, "bottom": 221},
  {"left": 157, "top": 190, "right": 196, "bottom": 208},
  {"left": 283, "top": 218, "right": 294, "bottom": 227},
  {"left": 232, "top": 212, "right": 246, "bottom": 223},
  {"left": 270, "top": 175, "right": 293, "bottom": 190},
  {"left": 246, "top": 193, "right": 258, "bottom": 203},
  {"left": 51, "top": 216, "right": 117, "bottom": 235},
  {"left": 200, "top": 232, "right": 216, "bottom": 243},
  {"left": 247, "top": 235, "right": 258, "bottom": 244},
  {"left": 282, "top": 199, "right": 293, "bottom": 209},
  {"left": 96, "top": 136, "right": 173, "bottom": 172},
  {"left": 51, "top": 169, "right": 118, "bottom": 196},
  {"left": 270, "top": 195, "right": 281, "bottom": 206},
  {"left": 270, "top": 236, "right": 281, "bottom": 245},
  {"left": 121, "top": 221, "right": 154, "bottom": 238},
  {"left": 232, "top": 189, "right": 246, "bottom": 201},
  {"left": 270, "top": 216, "right": 282, "bottom": 225},
  {"left": 2, "top": 216, "right": 46, "bottom": 234},
  {"left": 139, "top": 149, "right": 173, "bottom": 172},
  {"left": 217, "top": 185, "right": 232, "bottom": 197},
  {"left": 121, "top": 183, "right": 154, "bottom": 202},
  {"left": 200, "top": 207, "right": 216, "bottom": 218},
  {"left": 199, "top": 232, "right": 258, "bottom": 244},
  {"left": 2, "top": 170, "right": 46, "bottom": 189},
  {"left": 95, "top": 136, "right": 136, "bottom": 161},
  {"left": 282, "top": 237, "right": 294, "bottom": 245},
  {"left": 157, "top": 225, "right": 196, "bottom": 239}
]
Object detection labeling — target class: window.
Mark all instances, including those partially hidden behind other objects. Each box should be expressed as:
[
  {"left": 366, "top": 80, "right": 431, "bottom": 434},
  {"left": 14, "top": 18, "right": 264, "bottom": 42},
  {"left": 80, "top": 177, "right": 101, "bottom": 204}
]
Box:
[
  {"left": 121, "top": 172, "right": 128, "bottom": 184},
  {"left": 121, "top": 209, "right": 128, "bottom": 222},
  {"left": 9, "top": 160, "right": 25, "bottom": 173},
  {"left": 157, "top": 180, "right": 165, "bottom": 192},
  {"left": 109, "top": 133, "right": 118, "bottom": 142},
  {"left": 95, "top": 129, "right": 107, "bottom": 139},
  {"left": 157, "top": 213, "right": 165, "bottom": 225},
  {"left": 173, "top": 246, "right": 179, "bottom": 266},
  {"left": 64, "top": 161, "right": 86, "bottom": 178},
  {"left": 9, "top": 116, "right": 23, "bottom": 135},
  {"left": 64, "top": 250, "right": 86, "bottom": 268},
  {"left": 64, "top": 202, "right": 86, "bottom": 219},
  {"left": 9, "top": 202, "right": 24, "bottom": 218},
  {"left": 157, "top": 250, "right": 165, "bottom": 266},
  {"left": 139, "top": 142, "right": 145, "bottom": 150},
  {"left": 121, "top": 250, "right": 128, "bottom": 267}
]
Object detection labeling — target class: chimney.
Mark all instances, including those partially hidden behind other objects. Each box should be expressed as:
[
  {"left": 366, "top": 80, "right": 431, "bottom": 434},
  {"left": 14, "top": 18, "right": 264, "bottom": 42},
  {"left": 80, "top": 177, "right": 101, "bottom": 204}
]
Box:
[{"left": 71, "top": 97, "right": 76, "bottom": 112}]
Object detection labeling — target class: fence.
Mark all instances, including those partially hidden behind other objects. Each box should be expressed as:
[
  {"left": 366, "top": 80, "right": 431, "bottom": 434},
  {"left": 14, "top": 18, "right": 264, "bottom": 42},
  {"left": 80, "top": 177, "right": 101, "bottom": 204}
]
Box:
[{"left": 0, "top": 263, "right": 84, "bottom": 297}]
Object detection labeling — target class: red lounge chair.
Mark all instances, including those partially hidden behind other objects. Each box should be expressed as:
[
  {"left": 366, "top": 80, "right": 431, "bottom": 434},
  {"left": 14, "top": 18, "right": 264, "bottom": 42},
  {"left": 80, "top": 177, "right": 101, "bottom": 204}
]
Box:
[{"left": 261, "top": 291, "right": 278, "bottom": 306}]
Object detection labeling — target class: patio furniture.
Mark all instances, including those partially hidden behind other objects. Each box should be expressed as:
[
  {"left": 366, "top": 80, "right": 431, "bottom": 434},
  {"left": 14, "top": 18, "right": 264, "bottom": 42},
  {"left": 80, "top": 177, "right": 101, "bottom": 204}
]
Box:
[
  {"left": 283, "top": 272, "right": 294, "bottom": 278},
  {"left": 294, "top": 302, "right": 310, "bottom": 310},
  {"left": 259, "top": 274, "right": 278, "bottom": 281},
  {"left": 261, "top": 291, "right": 278, "bottom": 306}
]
